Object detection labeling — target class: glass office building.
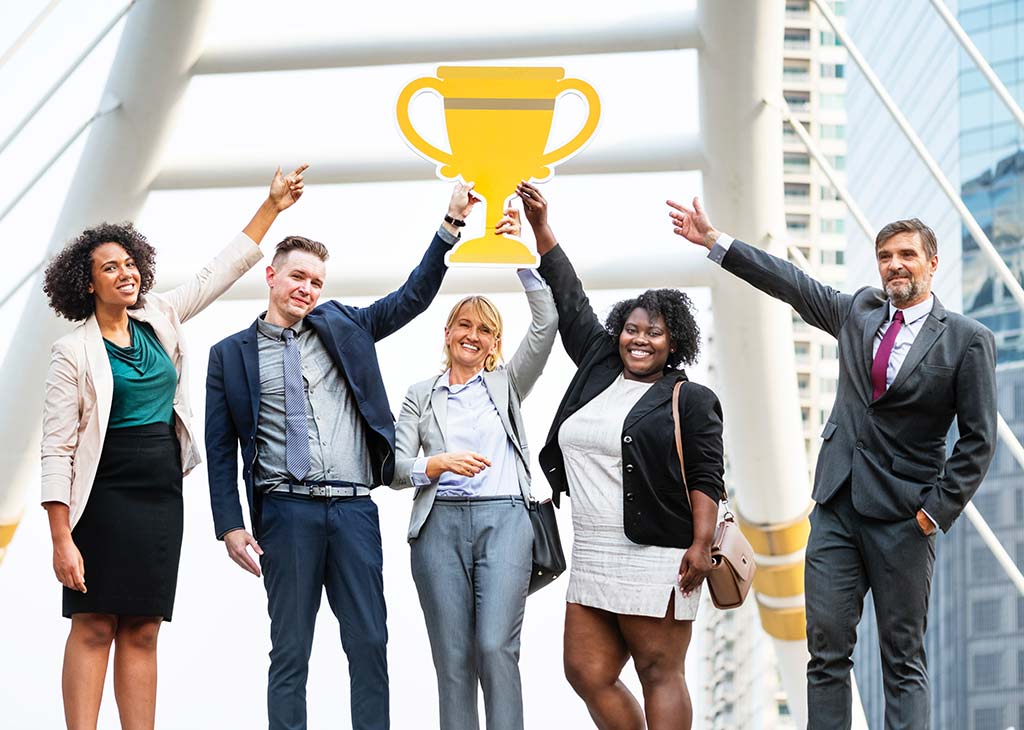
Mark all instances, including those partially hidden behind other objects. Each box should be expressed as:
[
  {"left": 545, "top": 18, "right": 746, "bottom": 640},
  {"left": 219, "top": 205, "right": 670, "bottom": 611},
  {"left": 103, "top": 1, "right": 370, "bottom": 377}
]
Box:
[{"left": 848, "top": 1, "right": 1024, "bottom": 728}]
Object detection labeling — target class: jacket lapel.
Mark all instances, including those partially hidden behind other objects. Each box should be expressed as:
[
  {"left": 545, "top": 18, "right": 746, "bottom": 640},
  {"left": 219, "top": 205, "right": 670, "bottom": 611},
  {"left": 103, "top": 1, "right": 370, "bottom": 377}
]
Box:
[
  {"left": 84, "top": 316, "right": 112, "bottom": 435},
  {"left": 884, "top": 297, "right": 947, "bottom": 398},
  {"left": 430, "top": 377, "right": 449, "bottom": 444},
  {"left": 622, "top": 376, "right": 676, "bottom": 431},
  {"left": 128, "top": 305, "right": 177, "bottom": 362},
  {"left": 240, "top": 321, "right": 261, "bottom": 425},
  {"left": 483, "top": 369, "right": 526, "bottom": 459}
]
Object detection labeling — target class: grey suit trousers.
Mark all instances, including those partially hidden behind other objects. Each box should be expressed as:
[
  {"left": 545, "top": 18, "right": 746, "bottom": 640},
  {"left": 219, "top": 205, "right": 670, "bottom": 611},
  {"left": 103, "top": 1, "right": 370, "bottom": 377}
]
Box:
[
  {"left": 411, "top": 496, "right": 533, "bottom": 730},
  {"left": 806, "top": 484, "right": 936, "bottom": 730}
]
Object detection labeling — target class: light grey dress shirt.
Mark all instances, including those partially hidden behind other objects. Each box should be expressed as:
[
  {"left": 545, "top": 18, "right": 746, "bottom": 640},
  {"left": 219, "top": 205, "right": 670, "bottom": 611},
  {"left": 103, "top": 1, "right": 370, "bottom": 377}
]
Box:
[{"left": 255, "top": 315, "right": 372, "bottom": 489}]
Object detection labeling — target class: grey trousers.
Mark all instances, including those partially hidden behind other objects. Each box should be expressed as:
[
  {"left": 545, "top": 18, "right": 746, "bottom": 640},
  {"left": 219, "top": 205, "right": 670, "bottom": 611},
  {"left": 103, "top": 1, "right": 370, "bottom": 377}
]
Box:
[
  {"left": 410, "top": 495, "right": 533, "bottom": 730},
  {"left": 805, "top": 484, "right": 936, "bottom": 730}
]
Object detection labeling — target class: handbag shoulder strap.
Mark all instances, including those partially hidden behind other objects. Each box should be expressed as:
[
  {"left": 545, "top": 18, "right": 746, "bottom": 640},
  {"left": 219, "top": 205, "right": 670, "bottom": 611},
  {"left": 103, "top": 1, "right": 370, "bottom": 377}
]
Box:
[
  {"left": 672, "top": 379, "right": 729, "bottom": 506},
  {"left": 671, "top": 379, "right": 693, "bottom": 511}
]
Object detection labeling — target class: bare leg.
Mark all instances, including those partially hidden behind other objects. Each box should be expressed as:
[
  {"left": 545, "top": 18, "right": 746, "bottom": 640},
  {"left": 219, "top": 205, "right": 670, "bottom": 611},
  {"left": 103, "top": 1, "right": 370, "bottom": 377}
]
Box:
[
  {"left": 564, "top": 602, "right": 645, "bottom": 730},
  {"left": 112, "top": 615, "right": 162, "bottom": 730},
  {"left": 619, "top": 595, "right": 693, "bottom": 730},
  {"left": 63, "top": 614, "right": 118, "bottom": 730}
]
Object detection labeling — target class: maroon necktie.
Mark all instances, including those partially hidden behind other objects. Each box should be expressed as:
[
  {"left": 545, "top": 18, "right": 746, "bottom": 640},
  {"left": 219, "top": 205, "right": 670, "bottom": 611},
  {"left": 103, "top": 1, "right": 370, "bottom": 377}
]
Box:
[{"left": 871, "top": 309, "right": 904, "bottom": 400}]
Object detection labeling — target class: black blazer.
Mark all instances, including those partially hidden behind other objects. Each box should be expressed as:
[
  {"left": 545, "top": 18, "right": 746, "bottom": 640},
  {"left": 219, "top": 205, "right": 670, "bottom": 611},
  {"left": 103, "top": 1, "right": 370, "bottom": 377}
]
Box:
[
  {"left": 205, "top": 232, "right": 452, "bottom": 539},
  {"left": 537, "top": 245, "right": 725, "bottom": 548}
]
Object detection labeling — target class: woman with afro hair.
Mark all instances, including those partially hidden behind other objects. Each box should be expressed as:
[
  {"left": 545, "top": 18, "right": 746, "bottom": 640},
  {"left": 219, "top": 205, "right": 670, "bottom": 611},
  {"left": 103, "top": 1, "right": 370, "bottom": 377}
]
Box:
[
  {"left": 40, "top": 164, "right": 306, "bottom": 730},
  {"left": 515, "top": 181, "right": 725, "bottom": 730}
]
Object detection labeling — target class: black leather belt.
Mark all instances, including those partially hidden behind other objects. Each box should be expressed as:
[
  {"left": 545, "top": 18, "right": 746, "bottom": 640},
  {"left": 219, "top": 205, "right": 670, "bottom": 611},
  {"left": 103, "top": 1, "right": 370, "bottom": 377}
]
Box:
[{"left": 267, "top": 481, "right": 371, "bottom": 499}]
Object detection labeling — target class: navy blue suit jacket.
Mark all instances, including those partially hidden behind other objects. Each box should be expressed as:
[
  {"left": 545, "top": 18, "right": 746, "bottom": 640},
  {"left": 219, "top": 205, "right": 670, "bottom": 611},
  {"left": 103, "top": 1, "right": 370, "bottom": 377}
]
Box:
[{"left": 205, "top": 233, "right": 452, "bottom": 538}]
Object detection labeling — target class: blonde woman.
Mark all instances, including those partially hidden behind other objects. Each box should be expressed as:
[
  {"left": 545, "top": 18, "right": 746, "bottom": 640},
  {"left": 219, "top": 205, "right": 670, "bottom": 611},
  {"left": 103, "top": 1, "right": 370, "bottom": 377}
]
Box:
[{"left": 392, "top": 211, "right": 558, "bottom": 730}]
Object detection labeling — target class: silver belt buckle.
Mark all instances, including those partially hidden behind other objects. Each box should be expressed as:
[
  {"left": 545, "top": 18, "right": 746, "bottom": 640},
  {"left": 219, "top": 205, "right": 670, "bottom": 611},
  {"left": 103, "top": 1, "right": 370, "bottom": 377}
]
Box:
[{"left": 309, "top": 484, "right": 328, "bottom": 498}]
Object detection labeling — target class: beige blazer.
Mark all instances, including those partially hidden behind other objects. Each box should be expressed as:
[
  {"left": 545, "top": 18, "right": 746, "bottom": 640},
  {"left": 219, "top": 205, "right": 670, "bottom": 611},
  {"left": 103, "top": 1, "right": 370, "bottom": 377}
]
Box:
[{"left": 40, "top": 233, "right": 264, "bottom": 530}]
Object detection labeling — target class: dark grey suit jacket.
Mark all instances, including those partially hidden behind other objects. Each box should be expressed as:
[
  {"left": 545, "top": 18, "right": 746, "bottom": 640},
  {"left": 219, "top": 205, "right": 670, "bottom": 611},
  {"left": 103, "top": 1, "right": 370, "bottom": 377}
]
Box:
[{"left": 721, "top": 239, "right": 997, "bottom": 532}]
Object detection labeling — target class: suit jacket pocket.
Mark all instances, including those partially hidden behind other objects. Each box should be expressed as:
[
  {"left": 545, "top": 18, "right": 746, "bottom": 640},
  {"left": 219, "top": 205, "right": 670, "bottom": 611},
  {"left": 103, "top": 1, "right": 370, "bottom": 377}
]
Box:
[
  {"left": 892, "top": 455, "right": 937, "bottom": 483},
  {"left": 820, "top": 422, "right": 838, "bottom": 440}
]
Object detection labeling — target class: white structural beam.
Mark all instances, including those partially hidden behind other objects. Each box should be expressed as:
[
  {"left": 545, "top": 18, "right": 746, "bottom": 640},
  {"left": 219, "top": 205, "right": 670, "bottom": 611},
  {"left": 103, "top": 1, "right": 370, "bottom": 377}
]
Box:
[
  {"left": 0, "top": 0, "right": 214, "bottom": 563},
  {"left": 161, "top": 251, "right": 718, "bottom": 301},
  {"left": 697, "top": 2, "right": 815, "bottom": 726},
  {"left": 812, "top": 0, "right": 1024, "bottom": 314},
  {"left": 194, "top": 10, "right": 700, "bottom": 75},
  {"left": 0, "top": 99, "right": 120, "bottom": 224},
  {"left": 0, "top": 0, "right": 137, "bottom": 158},
  {"left": 152, "top": 135, "right": 705, "bottom": 191},
  {"left": 929, "top": 0, "right": 1024, "bottom": 131},
  {"left": 0, "top": 0, "right": 63, "bottom": 71}
]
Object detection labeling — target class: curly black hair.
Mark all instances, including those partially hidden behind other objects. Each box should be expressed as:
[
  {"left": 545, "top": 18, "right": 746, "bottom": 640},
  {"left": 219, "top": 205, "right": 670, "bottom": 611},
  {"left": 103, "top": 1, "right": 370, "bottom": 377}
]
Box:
[
  {"left": 43, "top": 222, "right": 157, "bottom": 321},
  {"left": 604, "top": 289, "right": 701, "bottom": 370}
]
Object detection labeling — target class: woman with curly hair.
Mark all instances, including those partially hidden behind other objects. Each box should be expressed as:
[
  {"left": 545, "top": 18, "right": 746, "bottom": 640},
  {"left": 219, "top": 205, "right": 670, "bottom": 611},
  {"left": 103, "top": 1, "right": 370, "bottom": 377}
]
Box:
[
  {"left": 41, "top": 165, "right": 306, "bottom": 730},
  {"left": 515, "top": 181, "right": 724, "bottom": 730}
]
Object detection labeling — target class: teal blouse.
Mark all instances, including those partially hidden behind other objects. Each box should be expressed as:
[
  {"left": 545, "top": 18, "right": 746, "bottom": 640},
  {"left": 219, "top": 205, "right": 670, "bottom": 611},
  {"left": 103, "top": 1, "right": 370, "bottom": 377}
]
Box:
[{"left": 104, "top": 319, "right": 177, "bottom": 429}]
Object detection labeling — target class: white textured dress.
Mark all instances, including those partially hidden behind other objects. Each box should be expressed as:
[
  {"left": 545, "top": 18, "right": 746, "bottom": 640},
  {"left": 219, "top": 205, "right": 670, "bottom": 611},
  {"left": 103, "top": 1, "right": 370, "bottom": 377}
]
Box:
[{"left": 559, "top": 373, "right": 701, "bottom": 620}]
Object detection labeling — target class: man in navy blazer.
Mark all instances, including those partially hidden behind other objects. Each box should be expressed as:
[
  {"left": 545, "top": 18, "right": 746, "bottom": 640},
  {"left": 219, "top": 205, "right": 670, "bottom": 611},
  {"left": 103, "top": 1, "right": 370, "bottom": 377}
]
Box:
[{"left": 205, "top": 185, "right": 476, "bottom": 730}]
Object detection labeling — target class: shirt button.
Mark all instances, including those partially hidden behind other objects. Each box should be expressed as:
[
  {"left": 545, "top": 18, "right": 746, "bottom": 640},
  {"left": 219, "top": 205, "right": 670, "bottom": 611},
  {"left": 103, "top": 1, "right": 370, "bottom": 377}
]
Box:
[
  {"left": 623, "top": 435, "right": 633, "bottom": 444},
  {"left": 625, "top": 464, "right": 635, "bottom": 473}
]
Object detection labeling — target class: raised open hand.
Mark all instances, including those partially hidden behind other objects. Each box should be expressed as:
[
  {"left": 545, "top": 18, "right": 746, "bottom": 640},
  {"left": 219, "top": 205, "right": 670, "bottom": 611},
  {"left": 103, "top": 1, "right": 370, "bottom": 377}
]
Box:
[
  {"left": 268, "top": 163, "right": 309, "bottom": 212},
  {"left": 666, "top": 196, "right": 719, "bottom": 249}
]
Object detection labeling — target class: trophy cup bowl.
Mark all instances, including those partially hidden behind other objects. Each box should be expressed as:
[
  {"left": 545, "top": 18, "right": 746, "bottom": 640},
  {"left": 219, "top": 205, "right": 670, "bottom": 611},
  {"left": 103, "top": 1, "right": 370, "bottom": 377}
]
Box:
[{"left": 397, "top": 66, "right": 600, "bottom": 267}]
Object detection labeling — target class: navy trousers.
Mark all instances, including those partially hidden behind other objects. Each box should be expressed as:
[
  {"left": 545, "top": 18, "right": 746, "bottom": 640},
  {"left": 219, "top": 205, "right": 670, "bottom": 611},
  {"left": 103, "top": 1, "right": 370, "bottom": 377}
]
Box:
[{"left": 259, "top": 494, "right": 389, "bottom": 730}]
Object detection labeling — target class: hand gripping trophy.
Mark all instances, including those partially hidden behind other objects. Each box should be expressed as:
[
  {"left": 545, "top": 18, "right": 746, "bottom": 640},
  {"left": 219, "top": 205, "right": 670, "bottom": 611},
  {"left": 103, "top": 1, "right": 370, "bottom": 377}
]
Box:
[{"left": 397, "top": 65, "right": 600, "bottom": 267}]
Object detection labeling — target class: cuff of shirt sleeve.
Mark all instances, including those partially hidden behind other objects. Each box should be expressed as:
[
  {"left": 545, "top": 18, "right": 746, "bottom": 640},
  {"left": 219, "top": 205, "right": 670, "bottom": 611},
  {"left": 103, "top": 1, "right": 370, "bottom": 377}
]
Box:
[
  {"left": 437, "top": 226, "right": 460, "bottom": 246},
  {"left": 517, "top": 268, "right": 546, "bottom": 291},
  {"left": 921, "top": 509, "right": 939, "bottom": 530},
  {"left": 707, "top": 234, "right": 734, "bottom": 265},
  {"left": 412, "top": 457, "right": 432, "bottom": 487}
]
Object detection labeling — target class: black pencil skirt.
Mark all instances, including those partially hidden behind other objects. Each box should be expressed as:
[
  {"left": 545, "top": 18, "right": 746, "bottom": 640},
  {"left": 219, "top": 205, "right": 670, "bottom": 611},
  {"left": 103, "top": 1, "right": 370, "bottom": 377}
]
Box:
[{"left": 63, "top": 423, "right": 183, "bottom": 621}]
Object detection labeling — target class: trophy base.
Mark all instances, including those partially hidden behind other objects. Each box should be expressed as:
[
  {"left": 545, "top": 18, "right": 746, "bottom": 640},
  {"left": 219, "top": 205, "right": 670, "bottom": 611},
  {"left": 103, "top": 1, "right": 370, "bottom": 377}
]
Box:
[{"left": 445, "top": 234, "right": 539, "bottom": 268}]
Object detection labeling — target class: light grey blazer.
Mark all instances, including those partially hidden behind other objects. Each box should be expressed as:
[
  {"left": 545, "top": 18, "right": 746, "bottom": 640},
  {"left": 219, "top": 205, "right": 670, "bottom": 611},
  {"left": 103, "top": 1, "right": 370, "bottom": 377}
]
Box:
[{"left": 392, "top": 284, "right": 558, "bottom": 540}]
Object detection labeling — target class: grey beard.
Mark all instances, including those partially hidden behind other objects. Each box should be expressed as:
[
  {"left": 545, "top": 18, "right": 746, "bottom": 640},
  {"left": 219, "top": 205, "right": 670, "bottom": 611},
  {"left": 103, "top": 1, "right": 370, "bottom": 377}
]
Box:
[{"left": 885, "top": 278, "right": 923, "bottom": 307}]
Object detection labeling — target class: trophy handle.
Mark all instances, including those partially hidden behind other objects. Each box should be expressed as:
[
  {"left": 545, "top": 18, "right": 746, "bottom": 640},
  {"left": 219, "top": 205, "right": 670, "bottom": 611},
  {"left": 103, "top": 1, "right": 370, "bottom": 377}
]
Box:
[
  {"left": 396, "top": 77, "right": 457, "bottom": 176},
  {"left": 538, "top": 78, "right": 601, "bottom": 173}
]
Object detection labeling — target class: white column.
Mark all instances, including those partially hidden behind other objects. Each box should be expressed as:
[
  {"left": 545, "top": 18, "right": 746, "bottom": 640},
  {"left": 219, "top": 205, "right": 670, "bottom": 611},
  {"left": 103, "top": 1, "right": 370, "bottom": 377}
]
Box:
[
  {"left": 0, "top": 0, "right": 214, "bottom": 563},
  {"left": 698, "top": 1, "right": 814, "bottom": 726}
]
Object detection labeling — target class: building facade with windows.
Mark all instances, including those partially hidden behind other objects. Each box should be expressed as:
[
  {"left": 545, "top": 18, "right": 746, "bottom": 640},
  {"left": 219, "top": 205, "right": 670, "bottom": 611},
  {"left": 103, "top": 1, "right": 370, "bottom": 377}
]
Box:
[{"left": 847, "top": 1, "right": 1024, "bottom": 728}]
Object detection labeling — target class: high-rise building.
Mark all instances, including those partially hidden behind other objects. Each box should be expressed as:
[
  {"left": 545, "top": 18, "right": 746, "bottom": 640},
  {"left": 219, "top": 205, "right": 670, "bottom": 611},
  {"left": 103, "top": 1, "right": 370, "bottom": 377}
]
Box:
[
  {"left": 847, "top": 1, "right": 1024, "bottom": 728},
  {"left": 698, "top": 2, "right": 848, "bottom": 726}
]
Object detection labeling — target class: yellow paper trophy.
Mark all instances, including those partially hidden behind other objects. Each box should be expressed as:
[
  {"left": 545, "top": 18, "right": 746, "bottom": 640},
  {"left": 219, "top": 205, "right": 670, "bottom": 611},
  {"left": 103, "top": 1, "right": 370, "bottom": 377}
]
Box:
[{"left": 397, "top": 66, "right": 601, "bottom": 267}]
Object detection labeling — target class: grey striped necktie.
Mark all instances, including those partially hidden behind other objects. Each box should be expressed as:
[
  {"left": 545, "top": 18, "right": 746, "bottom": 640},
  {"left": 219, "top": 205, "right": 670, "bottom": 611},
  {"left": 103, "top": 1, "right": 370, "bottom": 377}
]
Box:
[{"left": 282, "top": 327, "right": 311, "bottom": 481}]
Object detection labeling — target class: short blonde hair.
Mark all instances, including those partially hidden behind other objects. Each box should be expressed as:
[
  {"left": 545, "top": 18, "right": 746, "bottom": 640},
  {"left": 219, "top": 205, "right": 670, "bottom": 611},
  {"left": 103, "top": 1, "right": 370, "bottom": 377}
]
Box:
[{"left": 442, "top": 295, "right": 504, "bottom": 372}]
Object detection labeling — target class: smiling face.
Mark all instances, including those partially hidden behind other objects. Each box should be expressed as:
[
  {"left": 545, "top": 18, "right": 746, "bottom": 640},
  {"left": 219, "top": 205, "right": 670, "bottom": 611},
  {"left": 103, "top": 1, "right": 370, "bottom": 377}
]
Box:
[
  {"left": 876, "top": 231, "right": 937, "bottom": 308},
  {"left": 444, "top": 297, "right": 502, "bottom": 374},
  {"left": 88, "top": 242, "right": 141, "bottom": 309},
  {"left": 265, "top": 249, "right": 326, "bottom": 327},
  {"left": 618, "top": 307, "right": 673, "bottom": 382}
]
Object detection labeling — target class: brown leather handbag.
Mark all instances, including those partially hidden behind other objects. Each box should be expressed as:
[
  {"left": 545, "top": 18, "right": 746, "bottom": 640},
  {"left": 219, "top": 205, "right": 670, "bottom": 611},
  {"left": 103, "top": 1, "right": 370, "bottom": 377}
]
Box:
[{"left": 672, "top": 380, "right": 756, "bottom": 609}]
